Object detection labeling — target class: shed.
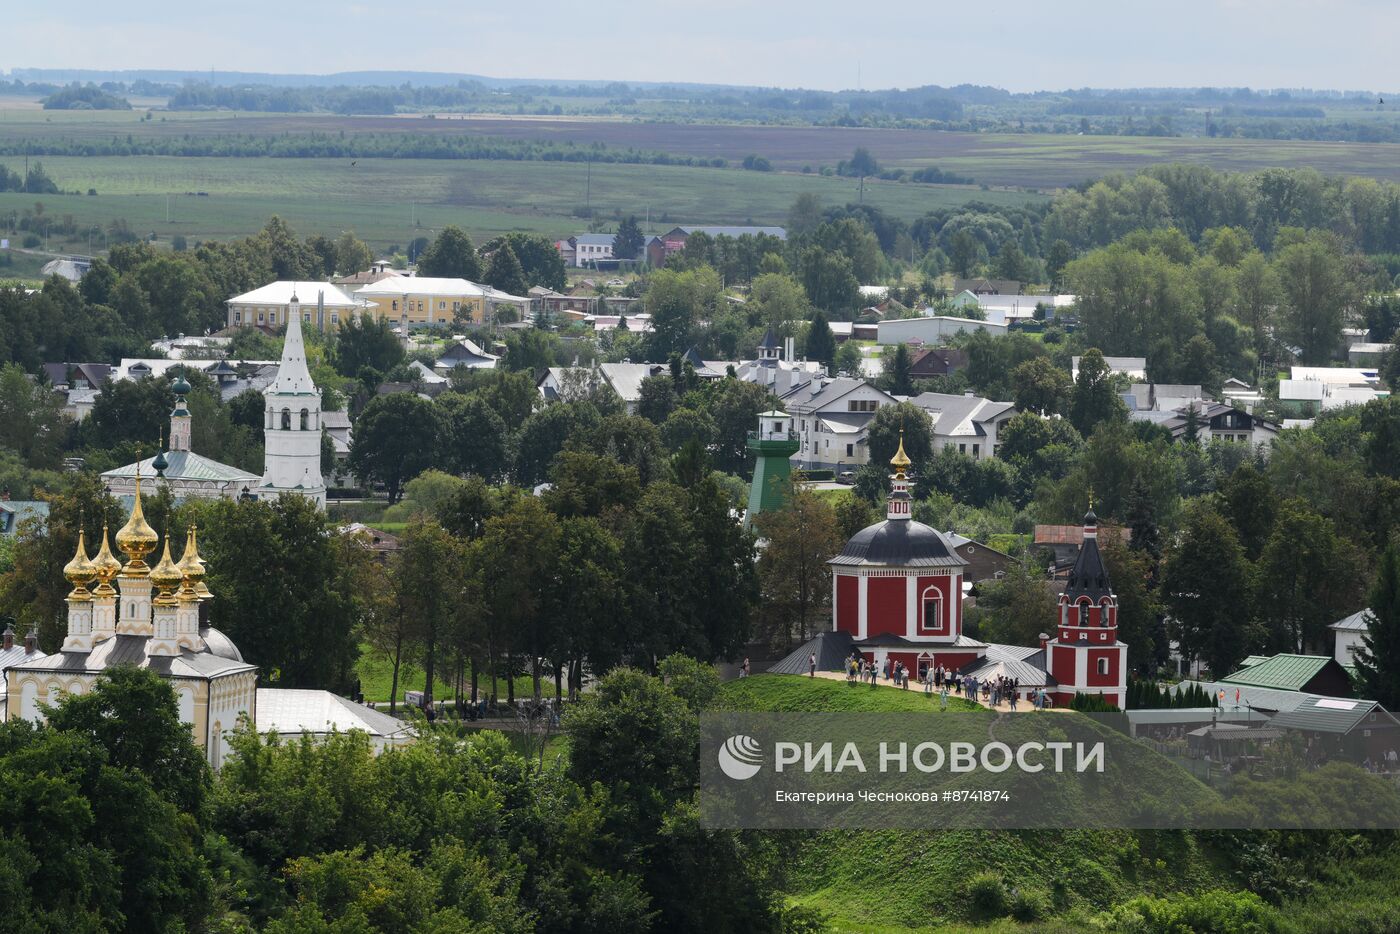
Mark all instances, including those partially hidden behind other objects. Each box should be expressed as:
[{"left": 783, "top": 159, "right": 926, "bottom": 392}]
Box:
[{"left": 1220, "top": 654, "right": 1354, "bottom": 698}]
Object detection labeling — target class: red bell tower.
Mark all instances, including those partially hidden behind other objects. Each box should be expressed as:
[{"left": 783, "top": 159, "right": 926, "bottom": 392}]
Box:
[{"left": 1047, "top": 507, "right": 1127, "bottom": 707}]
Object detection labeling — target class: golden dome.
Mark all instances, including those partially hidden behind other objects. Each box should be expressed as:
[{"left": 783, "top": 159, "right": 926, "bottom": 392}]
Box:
[
  {"left": 150, "top": 535, "right": 183, "bottom": 605},
  {"left": 176, "top": 526, "right": 206, "bottom": 602},
  {"left": 116, "top": 474, "right": 158, "bottom": 573},
  {"left": 890, "top": 430, "right": 912, "bottom": 475},
  {"left": 63, "top": 528, "right": 97, "bottom": 599},
  {"left": 91, "top": 524, "right": 123, "bottom": 596}
]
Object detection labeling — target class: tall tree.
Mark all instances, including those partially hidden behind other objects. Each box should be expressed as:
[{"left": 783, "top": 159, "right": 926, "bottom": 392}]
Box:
[
  {"left": 416, "top": 226, "right": 481, "bottom": 280},
  {"left": 333, "top": 316, "right": 404, "bottom": 377},
  {"left": 348, "top": 393, "right": 442, "bottom": 502},
  {"left": 1354, "top": 541, "right": 1400, "bottom": 710},
  {"left": 865, "top": 402, "right": 934, "bottom": 475},
  {"left": 1255, "top": 499, "right": 1370, "bottom": 653},
  {"left": 805, "top": 311, "right": 836, "bottom": 369},
  {"left": 483, "top": 242, "right": 528, "bottom": 296},
  {"left": 1275, "top": 232, "right": 1355, "bottom": 365},
  {"left": 394, "top": 517, "right": 464, "bottom": 708},
  {"left": 333, "top": 230, "right": 374, "bottom": 276},
  {"left": 1069, "top": 348, "right": 1124, "bottom": 437},
  {"left": 883, "top": 343, "right": 914, "bottom": 395},
  {"left": 1163, "top": 502, "right": 1252, "bottom": 678},
  {"left": 1011, "top": 356, "right": 1071, "bottom": 416},
  {"left": 613, "top": 215, "right": 645, "bottom": 260}
]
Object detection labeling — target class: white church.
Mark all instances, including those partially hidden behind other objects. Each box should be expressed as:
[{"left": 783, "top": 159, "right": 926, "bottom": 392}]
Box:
[
  {"left": 1, "top": 295, "right": 412, "bottom": 767},
  {"left": 102, "top": 291, "right": 327, "bottom": 509}
]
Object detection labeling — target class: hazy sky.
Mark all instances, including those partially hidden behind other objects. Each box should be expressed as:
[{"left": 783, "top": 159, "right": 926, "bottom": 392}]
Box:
[{"left": 5, "top": 0, "right": 1396, "bottom": 93}]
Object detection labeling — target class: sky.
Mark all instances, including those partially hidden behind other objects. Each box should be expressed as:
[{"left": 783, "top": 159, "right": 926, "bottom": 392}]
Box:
[{"left": 5, "top": 0, "right": 1397, "bottom": 94}]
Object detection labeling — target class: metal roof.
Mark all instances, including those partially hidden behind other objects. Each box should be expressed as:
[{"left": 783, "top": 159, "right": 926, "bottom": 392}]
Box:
[
  {"left": 1269, "top": 697, "right": 1394, "bottom": 735},
  {"left": 101, "top": 451, "right": 259, "bottom": 484},
  {"left": 829, "top": 520, "right": 968, "bottom": 568},
  {"left": 957, "top": 643, "right": 1055, "bottom": 686},
  {"left": 1220, "top": 654, "right": 1336, "bottom": 691},
  {"left": 256, "top": 688, "right": 414, "bottom": 740},
  {"left": 1331, "top": 609, "right": 1373, "bottom": 632},
  {"left": 12, "top": 633, "right": 256, "bottom": 680},
  {"left": 1125, "top": 708, "right": 1269, "bottom": 726},
  {"left": 1238, "top": 655, "right": 1270, "bottom": 668},
  {"left": 1175, "top": 680, "right": 1317, "bottom": 714},
  {"left": 768, "top": 630, "right": 857, "bottom": 674},
  {"left": 855, "top": 633, "right": 988, "bottom": 649},
  {"left": 227, "top": 280, "right": 364, "bottom": 308}
]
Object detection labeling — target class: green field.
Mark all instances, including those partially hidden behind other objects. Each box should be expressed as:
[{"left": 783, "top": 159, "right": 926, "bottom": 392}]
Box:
[{"left": 0, "top": 153, "right": 1044, "bottom": 253}]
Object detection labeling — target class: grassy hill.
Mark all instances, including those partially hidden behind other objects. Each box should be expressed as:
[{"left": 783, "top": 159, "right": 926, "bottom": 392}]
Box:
[
  {"left": 715, "top": 674, "right": 1398, "bottom": 932},
  {"left": 716, "top": 674, "right": 982, "bottom": 713}
]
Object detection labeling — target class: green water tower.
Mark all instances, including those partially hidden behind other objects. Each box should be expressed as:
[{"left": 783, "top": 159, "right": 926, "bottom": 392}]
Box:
[{"left": 746, "top": 410, "right": 801, "bottom": 528}]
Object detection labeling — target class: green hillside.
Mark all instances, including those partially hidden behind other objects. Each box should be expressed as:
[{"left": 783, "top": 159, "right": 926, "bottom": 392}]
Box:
[
  {"left": 714, "top": 673, "right": 1399, "bottom": 932},
  {"left": 716, "top": 674, "right": 982, "bottom": 713}
]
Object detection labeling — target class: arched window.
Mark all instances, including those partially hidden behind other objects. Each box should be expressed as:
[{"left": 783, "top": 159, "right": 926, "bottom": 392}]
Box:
[
  {"left": 1100, "top": 599, "right": 1112, "bottom": 627},
  {"left": 299, "top": 408, "right": 309, "bottom": 431},
  {"left": 920, "top": 589, "right": 942, "bottom": 633},
  {"left": 1078, "top": 602, "right": 1090, "bottom": 626},
  {"left": 281, "top": 408, "right": 291, "bottom": 430},
  {"left": 1097, "top": 658, "right": 1110, "bottom": 675}
]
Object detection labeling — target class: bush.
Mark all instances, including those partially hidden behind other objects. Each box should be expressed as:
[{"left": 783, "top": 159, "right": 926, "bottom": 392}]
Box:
[
  {"left": 967, "top": 871, "right": 1007, "bottom": 918},
  {"left": 1096, "top": 890, "right": 1278, "bottom": 933},
  {"left": 1008, "top": 887, "right": 1049, "bottom": 922},
  {"left": 800, "top": 469, "right": 835, "bottom": 481}
]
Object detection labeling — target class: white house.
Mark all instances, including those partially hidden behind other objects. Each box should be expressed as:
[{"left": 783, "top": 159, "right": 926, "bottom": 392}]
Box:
[
  {"left": 909, "top": 391, "right": 1016, "bottom": 461},
  {"left": 1072, "top": 355, "right": 1147, "bottom": 381},
  {"left": 569, "top": 234, "right": 616, "bottom": 267},
  {"left": 1128, "top": 401, "right": 1278, "bottom": 451},
  {"left": 1330, "top": 609, "right": 1371, "bottom": 668},
  {"left": 877, "top": 316, "right": 1006, "bottom": 346},
  {"left": 778, "top": 378, "right": 897, "bottom": 470}
]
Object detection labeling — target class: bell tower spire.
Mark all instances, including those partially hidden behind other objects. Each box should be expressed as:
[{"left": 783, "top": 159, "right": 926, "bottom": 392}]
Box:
[
  {"left": 259, "top": 290, "right": 326, "bottom": 508},
  {"left": 886, "top": 430, "right": 912, "bottom": 521}
]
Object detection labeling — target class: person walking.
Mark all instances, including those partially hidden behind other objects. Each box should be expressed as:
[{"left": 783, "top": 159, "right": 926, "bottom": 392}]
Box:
[
  {"left": 810, "top": 652, "right": 818, "bottom": 678},
  {"left": 740, "top": 657, "right": 750, "bottom": 678},
  {"left": 940, "top": 684, "right": 949, "bottom": 711},
  {"left": 923, "top": 668, "right": 934, "bottom": 695}
]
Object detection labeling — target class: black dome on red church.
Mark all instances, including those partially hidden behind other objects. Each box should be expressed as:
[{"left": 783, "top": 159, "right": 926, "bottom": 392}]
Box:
[{"left": 829, "top": 519, "right": 967, "bottom": 568}]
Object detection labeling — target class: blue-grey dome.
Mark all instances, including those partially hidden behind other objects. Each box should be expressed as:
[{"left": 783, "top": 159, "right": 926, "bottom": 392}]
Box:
[{"left": 829, "top": 520, "right": 966, "bottom": 568}]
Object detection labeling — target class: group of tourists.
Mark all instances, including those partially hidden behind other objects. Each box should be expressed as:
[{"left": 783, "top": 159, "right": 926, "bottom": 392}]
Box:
[{"left": 838, "top": 653, "right": 1054, "bottom": 711}]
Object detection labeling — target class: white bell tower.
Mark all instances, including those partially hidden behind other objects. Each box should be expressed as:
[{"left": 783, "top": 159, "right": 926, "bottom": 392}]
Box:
[{"left": 260, "top": 291, "right": 327, "bottom": 509}]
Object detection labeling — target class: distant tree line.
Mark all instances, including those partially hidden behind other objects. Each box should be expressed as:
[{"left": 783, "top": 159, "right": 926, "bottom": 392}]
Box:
[
  {"left": 41, "top": 82, "right": 131, "bottom": 110},
  {"left": 0, "top": 132, "right": 727, "bottom": 166}
]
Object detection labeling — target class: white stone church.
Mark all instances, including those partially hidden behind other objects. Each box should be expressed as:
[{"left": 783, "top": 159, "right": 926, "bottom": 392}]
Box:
[
  {"left": 3, "top": 296, "right": 410, "bottom": 765},
  {"left": 102, "top": 291, "right": 327, "bottom": 509}
]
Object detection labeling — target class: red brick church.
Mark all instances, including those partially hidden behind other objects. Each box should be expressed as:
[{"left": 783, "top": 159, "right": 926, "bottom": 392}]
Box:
[{"left": 775, "top": 436, "right": 1127, "bottom": 708}]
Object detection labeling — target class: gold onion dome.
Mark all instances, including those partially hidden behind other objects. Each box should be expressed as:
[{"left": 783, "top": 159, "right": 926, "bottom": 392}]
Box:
[
  {"left": 150, "top": 536, "right": 183, "bottom": 604},
  {"left": 63, "top": 529, "right": 97, "bottom": 598},
  {"left": 91, "top": 524, "right": 123, "bottom": 595},
  {"left": 116, "top": 477, "right": 158, "bottom": 572},
  {"left": 176, "top": 526, "right": 208, "bottom": 601},
  {"left": 890, "top": 431, "right": 912, "bottom": 475}
]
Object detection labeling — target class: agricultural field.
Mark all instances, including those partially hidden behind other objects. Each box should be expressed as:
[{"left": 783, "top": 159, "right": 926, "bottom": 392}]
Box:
[
  {"left": 0, "top": 152, "right": 1044, "bottom": 254},
  {"left": 7, "top": 108, "right": 1400, "bottom": 187}
]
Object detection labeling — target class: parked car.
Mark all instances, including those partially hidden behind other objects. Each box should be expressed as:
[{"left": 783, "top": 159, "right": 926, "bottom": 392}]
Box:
[{"left": 838, "top": 470, "right": 855, "bottom": 484}]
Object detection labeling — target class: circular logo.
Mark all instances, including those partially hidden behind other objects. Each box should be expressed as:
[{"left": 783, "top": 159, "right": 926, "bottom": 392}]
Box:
[{"left": 718, "top": 734, "right": 763, "bottom": 780}]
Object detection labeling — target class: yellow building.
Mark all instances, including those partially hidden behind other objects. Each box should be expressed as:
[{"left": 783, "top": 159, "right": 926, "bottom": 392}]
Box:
[
  {"left": 355, "top": 275, "right": 528, "bottom": 328},
  {"left": 225, "top": 280, "right": 371, "bottom": 332}
]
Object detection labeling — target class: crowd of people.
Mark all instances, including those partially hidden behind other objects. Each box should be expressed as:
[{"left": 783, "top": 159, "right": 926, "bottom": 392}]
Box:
[{"left": 830, "top": 652, "right": 1054, "bottom": 711}]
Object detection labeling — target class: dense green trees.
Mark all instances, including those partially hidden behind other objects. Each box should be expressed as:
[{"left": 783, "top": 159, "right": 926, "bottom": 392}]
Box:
[
  {"left": 415, "top": 225, "right": 481, "bottom": 280},
  {"left": 1164, "top": 503, "right": 1251, "bottom": 677},
  {"left": 348, "top": 393, "right": 443, "bottom": 502}
]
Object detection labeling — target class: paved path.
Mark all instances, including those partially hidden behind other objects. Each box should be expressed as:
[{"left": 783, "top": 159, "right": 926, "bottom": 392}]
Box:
[{"left": 803, "top": 669, "right": 1053, "bottom": 713}]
